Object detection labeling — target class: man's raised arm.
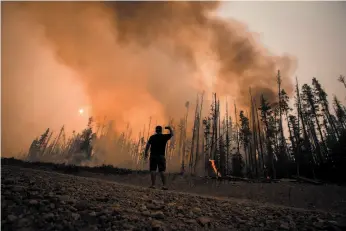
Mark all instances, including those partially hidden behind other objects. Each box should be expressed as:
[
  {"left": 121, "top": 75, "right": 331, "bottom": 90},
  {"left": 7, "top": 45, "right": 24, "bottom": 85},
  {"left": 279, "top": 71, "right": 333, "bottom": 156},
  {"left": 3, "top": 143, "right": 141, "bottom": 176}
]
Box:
[{"left": 165, "top": 126, "right": 174, "bottom": 137}]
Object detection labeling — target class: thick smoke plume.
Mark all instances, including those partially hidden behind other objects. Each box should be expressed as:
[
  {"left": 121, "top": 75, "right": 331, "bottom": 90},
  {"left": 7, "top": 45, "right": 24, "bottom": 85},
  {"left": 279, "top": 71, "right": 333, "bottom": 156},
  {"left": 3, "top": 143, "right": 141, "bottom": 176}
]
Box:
[{"left": 2, "top": 2, "right": 296, "bottom": 163}]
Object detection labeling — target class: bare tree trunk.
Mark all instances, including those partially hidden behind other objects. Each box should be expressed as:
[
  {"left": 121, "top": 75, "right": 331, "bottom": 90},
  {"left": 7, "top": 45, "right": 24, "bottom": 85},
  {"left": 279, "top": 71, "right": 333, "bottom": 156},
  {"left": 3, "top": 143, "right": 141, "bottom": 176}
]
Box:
[
  {"left": 234, "top": 102, "right": 240, "bottom": 155},
  {"left": 253, "top": 98, "right": 265, "bottom": 176},
  {"left": 50, "top": 125, "right": 64, "bottom": 155},
  {"left": 181, "top": 102, "right": 190, "bottom": 173},
  {"left": 296, "top": 77, "right": 313, "bottom": 177},
  {"left": 41, "top": 131, "right": 54, "bottom": 156},
  {"left": 277, "top": 70, "right": 287, "bottom": 159},
  {"left": 194, "top": 92, "right": 204, "bottom": 174},
  {"left": 189, "top": 94, "right": 199, "bottom": 174},
  {"left": 226, "top": 98, "right": 230, "bottom": 175},
  {"left": 218, "top": 99, "right": 222, "bottom": 173}
]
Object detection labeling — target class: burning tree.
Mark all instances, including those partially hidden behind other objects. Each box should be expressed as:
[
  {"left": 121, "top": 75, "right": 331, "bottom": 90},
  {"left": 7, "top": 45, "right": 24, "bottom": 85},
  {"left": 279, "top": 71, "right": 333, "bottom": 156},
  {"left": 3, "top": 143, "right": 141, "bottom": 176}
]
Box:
[{"left": 23, "top": 71, "right": 346, "bottom": 183}]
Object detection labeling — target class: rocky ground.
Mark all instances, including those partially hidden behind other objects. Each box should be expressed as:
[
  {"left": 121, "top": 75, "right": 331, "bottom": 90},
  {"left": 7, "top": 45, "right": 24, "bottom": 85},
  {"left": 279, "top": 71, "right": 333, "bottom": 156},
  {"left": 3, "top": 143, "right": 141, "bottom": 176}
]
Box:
[
  {"left": 3, "top": 157, "right": 346, "bottom": 214},
  {"left": 2, "top": 165, "right": 346, "bottom": 231},
  {"left": 79, "top": 171, "right": 346, "bottom": 214}
]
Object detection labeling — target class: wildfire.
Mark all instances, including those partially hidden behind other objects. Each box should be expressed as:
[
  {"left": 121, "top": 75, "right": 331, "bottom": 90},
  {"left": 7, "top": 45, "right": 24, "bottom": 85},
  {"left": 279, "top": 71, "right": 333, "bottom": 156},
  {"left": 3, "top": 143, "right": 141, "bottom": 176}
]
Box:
[{"left": 209, "top": 159, "right": 221, "bottom": 177}]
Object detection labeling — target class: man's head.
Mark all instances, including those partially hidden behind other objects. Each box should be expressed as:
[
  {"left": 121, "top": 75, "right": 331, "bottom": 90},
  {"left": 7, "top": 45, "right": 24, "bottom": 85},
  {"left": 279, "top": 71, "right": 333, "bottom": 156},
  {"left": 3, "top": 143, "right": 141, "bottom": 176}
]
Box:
[{"left": 155, "top": 126, "right": 162, "bottom": 134}]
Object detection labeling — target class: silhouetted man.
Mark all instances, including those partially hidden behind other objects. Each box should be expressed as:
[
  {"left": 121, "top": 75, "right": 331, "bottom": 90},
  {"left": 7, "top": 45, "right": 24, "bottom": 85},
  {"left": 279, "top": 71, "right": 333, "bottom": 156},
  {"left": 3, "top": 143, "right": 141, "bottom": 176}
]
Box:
[{"left": 145, "top": 125, "right": 174, "bottom": 190}]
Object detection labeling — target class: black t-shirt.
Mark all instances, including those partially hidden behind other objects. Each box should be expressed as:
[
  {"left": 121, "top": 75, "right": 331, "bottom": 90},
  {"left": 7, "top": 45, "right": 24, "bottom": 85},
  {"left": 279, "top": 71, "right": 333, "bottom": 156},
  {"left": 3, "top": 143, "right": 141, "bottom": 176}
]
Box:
[{"left": 148, "top": 134, "right": 172, "bottom": 157}]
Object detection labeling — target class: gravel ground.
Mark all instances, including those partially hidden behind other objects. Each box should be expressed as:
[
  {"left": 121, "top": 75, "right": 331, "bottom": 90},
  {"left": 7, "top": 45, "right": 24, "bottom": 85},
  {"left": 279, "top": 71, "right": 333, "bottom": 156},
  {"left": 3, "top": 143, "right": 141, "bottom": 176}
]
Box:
[
  {"left": 2, "top": 165, "right": 346, "bottom": 231},
  {"left": 79, "top": 171, "right": 346, "bottom": 214}
]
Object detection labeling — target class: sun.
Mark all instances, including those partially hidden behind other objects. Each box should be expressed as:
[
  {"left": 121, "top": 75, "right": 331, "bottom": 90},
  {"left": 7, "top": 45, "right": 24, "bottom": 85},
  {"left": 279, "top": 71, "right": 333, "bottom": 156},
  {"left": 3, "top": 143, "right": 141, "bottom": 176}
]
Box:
[{"left": 79, "top": 108, "right": 84, "bottom": 115}]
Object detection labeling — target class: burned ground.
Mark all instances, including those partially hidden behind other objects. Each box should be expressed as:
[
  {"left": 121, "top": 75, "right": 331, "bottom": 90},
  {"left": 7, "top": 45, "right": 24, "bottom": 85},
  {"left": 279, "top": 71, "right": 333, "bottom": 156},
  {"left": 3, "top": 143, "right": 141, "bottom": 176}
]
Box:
[{"left": 2, "top": 159, "right": 346, "bottom": 231}]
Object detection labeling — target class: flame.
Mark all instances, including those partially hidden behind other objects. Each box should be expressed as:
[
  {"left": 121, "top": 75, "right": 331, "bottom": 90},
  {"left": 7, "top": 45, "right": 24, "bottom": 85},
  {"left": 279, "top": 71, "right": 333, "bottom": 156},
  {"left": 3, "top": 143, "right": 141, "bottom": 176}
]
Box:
[{"left": 209, "top": 159, "right": 221, "bottom": 177}]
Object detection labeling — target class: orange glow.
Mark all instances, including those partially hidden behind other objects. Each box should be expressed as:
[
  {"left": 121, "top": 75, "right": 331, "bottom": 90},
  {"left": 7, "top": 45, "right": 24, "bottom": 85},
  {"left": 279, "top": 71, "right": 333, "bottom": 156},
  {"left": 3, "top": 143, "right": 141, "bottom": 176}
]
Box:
[
  {"left": 2, "top": 2, "right": 297, "bottom": 167},
  {"left": 209, "top": 159, "right": 221, "bottom": 177}
]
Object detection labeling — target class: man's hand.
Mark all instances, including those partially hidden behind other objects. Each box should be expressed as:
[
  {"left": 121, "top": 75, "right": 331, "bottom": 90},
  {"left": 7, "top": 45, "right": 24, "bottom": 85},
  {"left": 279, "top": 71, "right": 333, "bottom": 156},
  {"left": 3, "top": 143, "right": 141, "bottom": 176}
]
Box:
[{"left": 165, "top": 126, "right": 174, "bottom": 136}]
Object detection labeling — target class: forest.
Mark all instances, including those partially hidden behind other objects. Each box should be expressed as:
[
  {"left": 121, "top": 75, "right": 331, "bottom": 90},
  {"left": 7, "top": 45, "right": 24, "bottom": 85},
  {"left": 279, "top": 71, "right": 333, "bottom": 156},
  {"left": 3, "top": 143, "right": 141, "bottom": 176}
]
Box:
[{"left": 25, "top": 72, "right": 346, "bottom": 183}]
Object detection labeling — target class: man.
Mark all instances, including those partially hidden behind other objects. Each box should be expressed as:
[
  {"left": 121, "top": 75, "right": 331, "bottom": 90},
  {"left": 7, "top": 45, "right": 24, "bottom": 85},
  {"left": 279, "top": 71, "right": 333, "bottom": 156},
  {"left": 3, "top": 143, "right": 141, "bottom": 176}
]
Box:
[{"left": 145, "top": 125, "right": 174, "bottom": 190}]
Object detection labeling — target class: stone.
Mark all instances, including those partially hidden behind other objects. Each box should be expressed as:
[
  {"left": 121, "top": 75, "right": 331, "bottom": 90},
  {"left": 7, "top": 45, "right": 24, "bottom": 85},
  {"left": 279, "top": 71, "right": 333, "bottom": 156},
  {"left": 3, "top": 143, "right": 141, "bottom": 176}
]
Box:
[
  {"left": 197, "top": 216, "right": 212, "bottom": 227},
  {"left": 142, "top": 211, "right": 151, "bottom": 217},
  {"left": 57, "top": 195, "right": 71, "bottom": 202},
  {"left": 75, "top": 201, "right": 90, "bottom": 210},
  {"left": 313, "top": 221, "right": 324, "bottom": 229},
  {"left": 17, "top": 218, "right": 31, "bottom": 227},
  {"left": 235, "top": 217, "right": 246, "bottom": 224},
  {"left": 279, "top": 221, "right": 290, "bottom": 230},
  {"left": 12, "top": 186, "right": 25, "bottom": 192},
  {"left": 80, "top": 211, "right": 97, "bottom": 224},
  {"left": 151, "top": 211, "right": 165, "bottom": 219},
  {"left": 123, "top": 223, "right": 136, "bottom": 230},
  {"left": 151, "top": 220, "right": 165, "bottom": 231},
  {"left": 99, "top": 215, "right": 107, "bottom": 220},
  {"left": 89, "top": 211, "right": 97, "bottom": 217},
  {"left": 167, "top": 202, "right": 176, "bottom": 207},
  {"left": 151, "top": 200, "right": 164, "bottom": 205},
  {"left": 48, "top": 192, "right": 55, "bottom": 197},
  {"left": 7, "top": 214, "right": 17, "bottom": 222},
  {"left": 185, "top": 219, "right": 197, "bottom": 224},
  {"left": 147, "top": 204, "right": 165, "bottom": 210},
  {"left": 43, "top": 213, "right": 54, "bottom": 221},
  {"left": 29, "top": 199, "right": 38, "bottom": 205},
  {"left": 192, "top": 207, "right": 201, "bottom": 214},
  {"left": 71, "top": 213, "right": 80, "bottom": 220},
  {"left": 177, "top": 206, "right": 184, "bottom": 212}
]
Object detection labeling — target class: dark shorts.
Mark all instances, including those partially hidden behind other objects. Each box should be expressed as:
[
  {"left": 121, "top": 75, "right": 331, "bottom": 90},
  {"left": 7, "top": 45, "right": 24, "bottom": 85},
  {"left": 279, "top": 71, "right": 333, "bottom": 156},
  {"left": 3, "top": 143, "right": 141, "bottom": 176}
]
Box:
[{"left": 149, "top": 155, "right": 166, "bottom": 172}]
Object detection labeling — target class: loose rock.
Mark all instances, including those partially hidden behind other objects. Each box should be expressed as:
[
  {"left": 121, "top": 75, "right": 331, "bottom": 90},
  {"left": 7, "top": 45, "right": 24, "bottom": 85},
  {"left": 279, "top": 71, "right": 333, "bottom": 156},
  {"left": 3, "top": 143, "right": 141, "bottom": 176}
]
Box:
[
  {"left": 197, "top": 216, "right": 212, "bottom": 227},
  {"left": 151, "top": 211, "right": 165, "bottom": 219},
  {"left": 2, "top": 165, "right": 345, "bottom": 231}
]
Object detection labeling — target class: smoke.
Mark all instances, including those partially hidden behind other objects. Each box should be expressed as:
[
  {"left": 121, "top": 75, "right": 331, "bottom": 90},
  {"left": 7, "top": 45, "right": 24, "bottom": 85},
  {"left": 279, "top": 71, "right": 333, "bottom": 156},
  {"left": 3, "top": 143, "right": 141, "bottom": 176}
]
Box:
[{"left": 2, "top": 2, "right": 296, "bottom": 164}]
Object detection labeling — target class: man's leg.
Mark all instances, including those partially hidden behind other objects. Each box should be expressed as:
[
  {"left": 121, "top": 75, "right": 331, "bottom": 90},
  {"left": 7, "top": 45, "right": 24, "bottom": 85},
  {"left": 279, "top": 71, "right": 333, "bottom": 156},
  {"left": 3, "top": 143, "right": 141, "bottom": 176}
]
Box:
[
  {"left": 159, "top": 171, "right": 166, "bottom": 186},
  {"left": 149, "top": 158, "right": 157, "bottom": 188},
  {"left": 151, "top": 171, "right": 156, "bottom": 187},
  {"left": 158, "top": 156, "right": 167, "bottom": 189}
]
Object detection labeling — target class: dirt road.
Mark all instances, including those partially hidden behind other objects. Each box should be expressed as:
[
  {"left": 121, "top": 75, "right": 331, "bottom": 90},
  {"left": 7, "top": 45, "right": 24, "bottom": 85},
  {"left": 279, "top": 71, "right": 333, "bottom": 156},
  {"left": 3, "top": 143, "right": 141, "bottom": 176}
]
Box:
[{"left": 2, "top": 165, "right": 346, "bottom": 231}]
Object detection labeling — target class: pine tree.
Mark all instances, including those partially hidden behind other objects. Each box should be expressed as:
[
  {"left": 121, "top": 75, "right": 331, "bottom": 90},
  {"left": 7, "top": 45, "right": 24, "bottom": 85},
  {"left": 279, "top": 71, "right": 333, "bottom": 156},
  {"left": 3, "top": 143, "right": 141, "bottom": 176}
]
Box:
[
  {"left": 273, "top": 105, "right": 289, "bottom": 177},
  {"left": 38, "top": 128, "right": 50, "bottom": 149},
  {"left": 295, "top": 77, "right": 314, "bottom": 177},
  {"left": 231, "top": 152, "right": 244, "bottom": 177},
  {"left": 277, "top": 70, "right": 288, "bottom": 164},
  {"left": 202, "top": 116, "right": 211, "bottom": 176},
  {"left": 337, "top": 75, "right": 346, "bottom": 89},
  {"left": 312, "top": 77, "right": 339, "bottom": 140},
  {"left": 333, "top": 96, "right": 346, "bottom": 129},
  {"left": 301, "top": 84, "right": 326, "bottom": 163},
  {"left": 28, "top": 138, "right": 40, "bottom": 161},
  {"left": 259, "top": 95, "right": 276, "bottom": 179},
  {"left": 80, "top": 117, "right": 94, "bottom": 159},
  {"left": 239, "top": 111, "right": 251, "bottom": 174},
  {"left": 280, "top": 89, "right": 296, "bottom": 155}
]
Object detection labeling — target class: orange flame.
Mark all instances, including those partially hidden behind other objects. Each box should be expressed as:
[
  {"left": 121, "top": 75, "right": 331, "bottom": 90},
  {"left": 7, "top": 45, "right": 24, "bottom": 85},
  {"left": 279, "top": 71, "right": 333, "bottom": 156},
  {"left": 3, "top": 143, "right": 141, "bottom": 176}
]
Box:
[{"left": 209, "top": 159, "right": 221, "bottom": 177}]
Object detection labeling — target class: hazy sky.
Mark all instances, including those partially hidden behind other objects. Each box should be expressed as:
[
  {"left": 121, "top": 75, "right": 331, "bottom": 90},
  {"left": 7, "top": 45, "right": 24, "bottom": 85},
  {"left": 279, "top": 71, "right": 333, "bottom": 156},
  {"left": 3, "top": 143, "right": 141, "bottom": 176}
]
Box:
[{"left": 218, "top": 1, "right": 346, "bottom": 101}]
